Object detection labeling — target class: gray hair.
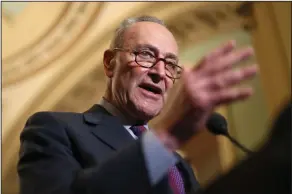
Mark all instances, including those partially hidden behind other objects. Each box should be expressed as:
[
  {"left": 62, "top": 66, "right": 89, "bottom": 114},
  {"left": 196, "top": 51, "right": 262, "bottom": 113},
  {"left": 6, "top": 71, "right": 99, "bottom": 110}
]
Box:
[{"left": 109, "top": 15, "right": 166, "bottom": 49}]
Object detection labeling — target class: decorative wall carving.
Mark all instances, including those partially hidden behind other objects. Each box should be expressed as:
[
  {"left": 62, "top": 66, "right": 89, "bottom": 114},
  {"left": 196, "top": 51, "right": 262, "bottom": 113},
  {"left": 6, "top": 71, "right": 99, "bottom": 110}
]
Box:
[
  {"left": 166, "top": 2, "right": 251, "bottom": 47},
  {"left": 2, "top": 2, "right": 104, "bottom": 87},
  {"left": 53, "top": 67, "right": 107, "bottom": 112}
]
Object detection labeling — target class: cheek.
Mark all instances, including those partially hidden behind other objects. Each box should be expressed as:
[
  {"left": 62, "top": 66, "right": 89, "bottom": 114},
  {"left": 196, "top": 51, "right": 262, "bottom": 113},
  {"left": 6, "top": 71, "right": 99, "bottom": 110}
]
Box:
[
  {"left": 114, "top": 73, "right": 132, "bottom": 92},
  {"left": 165, "top": 79, "right": 174, "bottom": 92},
  {"left": 112, "top": 69, "right": 129, "bottom": 96},
  {"left": 113, "top": 65, "right": 141, "bottom": 95},
  {"left": 163, "top": 79, "right": 174, "bottom": 99}
]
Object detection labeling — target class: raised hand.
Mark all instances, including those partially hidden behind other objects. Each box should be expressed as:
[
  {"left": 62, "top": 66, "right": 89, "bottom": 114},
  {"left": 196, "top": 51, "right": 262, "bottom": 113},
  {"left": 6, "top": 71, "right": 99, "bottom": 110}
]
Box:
[{"left": 154, "top": 40, "right": 258, "bottom": 149}]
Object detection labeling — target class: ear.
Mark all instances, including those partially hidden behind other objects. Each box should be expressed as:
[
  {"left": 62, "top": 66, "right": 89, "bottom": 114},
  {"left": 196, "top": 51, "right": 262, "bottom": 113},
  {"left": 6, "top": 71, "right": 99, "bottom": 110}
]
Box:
[{"left": 103, "top": 50, "right": 115, "bottom": 78}]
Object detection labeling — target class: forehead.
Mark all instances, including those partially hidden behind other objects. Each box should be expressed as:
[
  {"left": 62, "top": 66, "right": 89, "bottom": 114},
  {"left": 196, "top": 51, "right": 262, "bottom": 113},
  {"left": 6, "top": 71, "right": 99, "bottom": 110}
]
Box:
[{"left": 122, "top": 22, "right": 178, "bottom": 56}]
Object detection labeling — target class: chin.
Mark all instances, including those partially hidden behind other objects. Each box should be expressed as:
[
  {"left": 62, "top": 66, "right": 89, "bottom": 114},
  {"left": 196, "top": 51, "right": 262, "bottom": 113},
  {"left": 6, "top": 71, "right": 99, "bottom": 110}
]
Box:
[
  {"left": 130, "top": 90, "right": 165, "bottom": 120},
  {"left": 132, "top": 101, "right": 163, "bottom": 121},
  {"left": 131, "top": 100, "right": 162, "bottom": 121}
]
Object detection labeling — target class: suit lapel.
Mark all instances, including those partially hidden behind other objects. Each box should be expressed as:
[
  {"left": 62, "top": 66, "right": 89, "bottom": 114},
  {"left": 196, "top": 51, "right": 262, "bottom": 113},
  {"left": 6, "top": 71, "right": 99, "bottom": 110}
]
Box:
[{"left": 83, "top": 104, "right": 134, "bottom": 151}]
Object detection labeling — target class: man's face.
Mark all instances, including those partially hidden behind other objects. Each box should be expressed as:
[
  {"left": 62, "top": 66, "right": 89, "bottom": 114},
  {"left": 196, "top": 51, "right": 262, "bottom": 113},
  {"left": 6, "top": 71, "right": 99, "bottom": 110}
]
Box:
[{"left": 106, "top": 22, "right": 179, "bottom": 121}]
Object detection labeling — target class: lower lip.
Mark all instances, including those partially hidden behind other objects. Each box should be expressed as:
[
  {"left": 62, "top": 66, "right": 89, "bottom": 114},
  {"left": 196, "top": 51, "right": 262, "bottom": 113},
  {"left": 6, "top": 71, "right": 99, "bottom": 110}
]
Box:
[{"left": 139, "top": 87, "right": 161, "bottom": 100}]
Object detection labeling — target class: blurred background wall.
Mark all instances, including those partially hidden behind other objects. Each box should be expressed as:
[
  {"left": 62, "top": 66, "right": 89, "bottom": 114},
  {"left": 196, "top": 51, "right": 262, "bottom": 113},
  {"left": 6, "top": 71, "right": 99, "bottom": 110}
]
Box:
[{"left": 2, "top": 2, "right": 291, "bottom": 193}]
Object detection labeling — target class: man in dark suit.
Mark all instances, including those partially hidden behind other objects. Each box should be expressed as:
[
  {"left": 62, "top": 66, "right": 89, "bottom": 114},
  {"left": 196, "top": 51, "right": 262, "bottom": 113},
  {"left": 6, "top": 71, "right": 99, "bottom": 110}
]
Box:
[{"left": 18, "top": 16, "right": 257, "bottom": 194}]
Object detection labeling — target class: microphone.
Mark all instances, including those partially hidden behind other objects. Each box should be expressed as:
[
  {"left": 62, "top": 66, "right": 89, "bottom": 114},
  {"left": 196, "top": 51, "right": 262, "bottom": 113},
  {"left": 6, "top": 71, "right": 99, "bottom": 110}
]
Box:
[{"left": 207, "top": 112, "right": 254, "bottom": 155}]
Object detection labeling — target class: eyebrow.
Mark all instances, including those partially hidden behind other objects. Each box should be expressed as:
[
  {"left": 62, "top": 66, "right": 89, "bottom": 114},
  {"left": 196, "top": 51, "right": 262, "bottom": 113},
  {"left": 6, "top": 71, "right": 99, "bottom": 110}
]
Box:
[{"left": 135, "top": 44, "right": 178, "bottom": 60}]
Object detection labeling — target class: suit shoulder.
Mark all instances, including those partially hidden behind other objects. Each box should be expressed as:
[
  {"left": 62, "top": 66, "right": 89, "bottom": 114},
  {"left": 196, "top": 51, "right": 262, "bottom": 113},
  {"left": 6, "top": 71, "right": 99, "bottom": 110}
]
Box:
[
  {"left": 23, "top": 111, "right": 83, "bottom": 137},
  {"left": 21, "top": 111, "right": 83, "bottom": 144},
  {"left": 27, "top": 111, "right": 82, "bottom": 125}
]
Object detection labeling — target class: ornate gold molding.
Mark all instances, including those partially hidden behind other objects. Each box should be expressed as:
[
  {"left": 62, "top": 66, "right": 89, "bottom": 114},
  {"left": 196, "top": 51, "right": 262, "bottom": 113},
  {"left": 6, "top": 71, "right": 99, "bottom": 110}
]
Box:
[
  {"left": 3, "top": 3, "right": 71, "bottom": 62},
  {"left": 2, "top": 2, "right": 104, "bottom": 87},
  {"left": 235, "top": 2, "right": 257, "bottom": 31}
]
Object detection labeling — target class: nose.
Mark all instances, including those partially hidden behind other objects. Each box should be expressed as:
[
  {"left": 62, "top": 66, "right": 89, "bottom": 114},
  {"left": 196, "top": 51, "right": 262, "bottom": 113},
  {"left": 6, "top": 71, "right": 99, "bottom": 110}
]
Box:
[{"left": 148, "top": 60, "right": 166, "bottom": 83}]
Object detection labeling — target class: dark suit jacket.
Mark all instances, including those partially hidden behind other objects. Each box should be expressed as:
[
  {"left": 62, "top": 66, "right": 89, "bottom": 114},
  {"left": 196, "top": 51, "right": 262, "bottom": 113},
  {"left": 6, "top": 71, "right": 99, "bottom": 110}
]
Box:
[{"left": 18, "top": 104, "right": 201, "bottom": 194}]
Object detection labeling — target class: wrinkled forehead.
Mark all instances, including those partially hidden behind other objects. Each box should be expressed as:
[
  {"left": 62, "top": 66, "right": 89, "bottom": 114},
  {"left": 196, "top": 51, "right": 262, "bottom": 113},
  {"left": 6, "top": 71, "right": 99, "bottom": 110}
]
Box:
[{"left": 122, "top": 22, "right": 179, "bottom": 57}]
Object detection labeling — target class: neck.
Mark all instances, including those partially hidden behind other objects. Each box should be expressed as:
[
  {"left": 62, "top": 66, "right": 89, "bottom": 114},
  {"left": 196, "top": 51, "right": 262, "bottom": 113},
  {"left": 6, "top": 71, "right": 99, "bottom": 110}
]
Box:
[{"left": 103, "top": 90, "right": 149, "bottom": 125}]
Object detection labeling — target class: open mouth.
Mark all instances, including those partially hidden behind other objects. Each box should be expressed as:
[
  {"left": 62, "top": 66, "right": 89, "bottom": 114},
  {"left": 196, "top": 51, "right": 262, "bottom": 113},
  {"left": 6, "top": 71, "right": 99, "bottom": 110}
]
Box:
[{"left": 139, "top": 83, "right": 162, "bottom": 95}]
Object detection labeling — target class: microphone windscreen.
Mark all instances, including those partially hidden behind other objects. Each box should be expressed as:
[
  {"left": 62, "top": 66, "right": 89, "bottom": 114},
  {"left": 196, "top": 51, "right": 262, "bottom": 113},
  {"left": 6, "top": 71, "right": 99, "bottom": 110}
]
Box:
[{"left": 207, "top": 112, "right": 228, "bottom": 136}]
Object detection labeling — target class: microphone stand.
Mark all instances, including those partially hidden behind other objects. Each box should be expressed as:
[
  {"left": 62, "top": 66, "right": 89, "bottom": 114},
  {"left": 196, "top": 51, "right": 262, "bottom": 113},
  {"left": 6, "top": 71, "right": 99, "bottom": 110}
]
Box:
[{"left": 224, "top": 132, "right": 254, "bottom": 155}]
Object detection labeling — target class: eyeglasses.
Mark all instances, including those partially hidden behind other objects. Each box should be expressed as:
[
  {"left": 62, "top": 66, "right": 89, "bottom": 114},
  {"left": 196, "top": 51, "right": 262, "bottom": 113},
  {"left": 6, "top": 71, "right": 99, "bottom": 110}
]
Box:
[{"left": 112, "top": 48, "right": 183, "bottom": 79}]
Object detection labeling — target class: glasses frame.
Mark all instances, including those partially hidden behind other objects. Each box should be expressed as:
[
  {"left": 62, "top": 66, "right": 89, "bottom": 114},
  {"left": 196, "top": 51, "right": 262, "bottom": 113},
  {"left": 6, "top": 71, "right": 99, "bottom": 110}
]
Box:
[{"left": 112, "top": 48, "right": 183, "bottom": 80}]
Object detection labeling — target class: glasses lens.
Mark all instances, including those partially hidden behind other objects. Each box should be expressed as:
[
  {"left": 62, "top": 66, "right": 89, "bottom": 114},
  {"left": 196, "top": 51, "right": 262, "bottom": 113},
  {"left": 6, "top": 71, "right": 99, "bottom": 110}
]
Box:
[
  {"left": 166, "top": 68, "right": 181, "bottom": 79},
  {"left": 136, "top": 52, "right": 156, "bottom": 68},
  {"left": 135, "top": 51, "right": 182, "bottom": 79}
]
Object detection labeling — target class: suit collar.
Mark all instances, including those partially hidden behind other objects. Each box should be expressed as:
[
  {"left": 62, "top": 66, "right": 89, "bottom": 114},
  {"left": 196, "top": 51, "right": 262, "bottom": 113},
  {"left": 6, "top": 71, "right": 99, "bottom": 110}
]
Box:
[{"left": 83, "top": 104, "right": 134, "bottom": 150}]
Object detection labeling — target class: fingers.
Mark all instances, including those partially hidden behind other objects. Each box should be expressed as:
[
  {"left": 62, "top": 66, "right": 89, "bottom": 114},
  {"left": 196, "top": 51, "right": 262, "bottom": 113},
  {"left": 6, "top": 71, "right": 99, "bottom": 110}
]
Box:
[
  {"left": 212, "top": 87, "right": 254, "bottom": 106},
  {"left": 206, "top": 40, "right": 236, "bottom": 60},
  {"left": 197, "top": 39, "right": 254, "bottom": 76},
  {"left": 182, "top": 64, "right": 258, "bottom": 111},
  {"left": 182, "top": 41, "right": 258, "bottom": 114},
  {"left": 196, "top": 40, "right": 236, "bottom": 71},
  {"left": 204, "top": 47, "right": 254, "bottom": 75},
  {"left": 209, "top": 65, "right": 258, "bottom": 90}
]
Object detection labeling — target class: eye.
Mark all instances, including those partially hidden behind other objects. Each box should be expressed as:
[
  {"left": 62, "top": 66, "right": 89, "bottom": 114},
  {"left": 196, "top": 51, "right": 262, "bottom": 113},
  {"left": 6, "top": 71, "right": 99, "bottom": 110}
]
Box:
[
  {"left": 138, "top": 50, "right": 154, "bottom": 59},
  {"left": 166, "top": 60, "right": 178, "bottom": 70}
]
